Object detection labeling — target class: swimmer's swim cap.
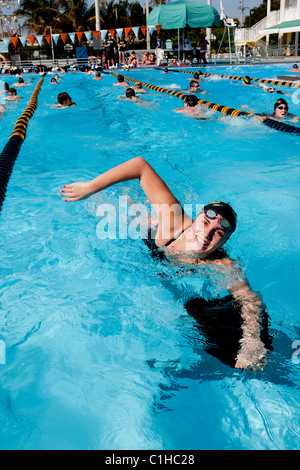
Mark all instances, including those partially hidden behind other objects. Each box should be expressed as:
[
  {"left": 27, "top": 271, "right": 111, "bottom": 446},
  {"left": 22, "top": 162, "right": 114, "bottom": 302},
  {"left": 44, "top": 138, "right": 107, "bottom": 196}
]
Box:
[
  {"left": 203, "top": 201, "right": 237, "bottom": 232},
  {"left": 243, "top": 76, "right": 251, "bottom": 84},
  {"left": 274, "top": 98, "right": 288, "bottom": 109}
]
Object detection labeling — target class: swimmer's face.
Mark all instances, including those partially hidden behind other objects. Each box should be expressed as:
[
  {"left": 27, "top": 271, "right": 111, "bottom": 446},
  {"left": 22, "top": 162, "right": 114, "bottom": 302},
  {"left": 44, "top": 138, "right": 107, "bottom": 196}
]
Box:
[
  {"left": 267, "top": 87, "right": 275, "bottom": 93},
  {"left": 274, "top": 104, "right": 288, "bottom": 117},
  {"left": 188, "top": 211, "right": 231, "bottom": 255}
]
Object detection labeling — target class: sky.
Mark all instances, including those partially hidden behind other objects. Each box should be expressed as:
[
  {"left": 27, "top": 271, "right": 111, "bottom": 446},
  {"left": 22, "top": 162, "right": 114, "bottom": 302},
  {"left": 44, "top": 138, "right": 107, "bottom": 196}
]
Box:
[{"left": 219, "top": 0, "right": 263, "bottom": 21}]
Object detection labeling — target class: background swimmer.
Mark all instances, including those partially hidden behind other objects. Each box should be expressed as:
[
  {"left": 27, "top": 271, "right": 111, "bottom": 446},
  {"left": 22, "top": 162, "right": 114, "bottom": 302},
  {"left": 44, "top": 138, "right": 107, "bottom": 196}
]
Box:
[
  {"left": 183, "top": 80, "right": 209, "bottom": 95},
  {"left": 3, "top": 88, "right": 22, "bottom": 101},
  {"left": 13, "top": 77, "right": 27, "bottom": 87},
  {"left": 188, "top": 72, "right": 204, "bottom": 83},
  {"left": 114, "top": 75, "right": 130, "bottom": 87},
  {"left": 93, "top": 71, "right": 103, "bottom": 80},
  {"left": 53, "top": 92, "right": 76, "bottom": 108},
  {"left": 174, "top": 95, "right": 205, "bottom": 119},
  {"left": 133, "top": 82, "right": 147, "bottom": 94},
  {"left": 117, "top": 87, "right": 146, "bottom": 105},
  {"left": 0, "top": 83, "right": 9, "bottom": 94},
  {"left": 259, "top": 83, "right": 291, "bottom": 97},
  {"left": 288, "top": 64, "right": 300, "bottom": 72}
]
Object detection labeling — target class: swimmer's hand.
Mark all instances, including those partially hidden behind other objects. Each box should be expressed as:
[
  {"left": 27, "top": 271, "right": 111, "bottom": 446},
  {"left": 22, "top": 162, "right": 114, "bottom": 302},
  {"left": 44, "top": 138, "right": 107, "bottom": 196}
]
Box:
[
  {"left": 235, "top": 342, "right": 267, "bottom": 371},
  {"left": 62, "top": 182, "right": 94, "bottom": 201}
]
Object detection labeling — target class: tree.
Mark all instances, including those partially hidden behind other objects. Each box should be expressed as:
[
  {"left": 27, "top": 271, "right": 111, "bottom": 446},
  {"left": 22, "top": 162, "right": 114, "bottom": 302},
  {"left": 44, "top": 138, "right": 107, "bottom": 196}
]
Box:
[
  {"left": 16, "top": 0, "right": 61, "bottom": 34},
  {"left": 54, "top": 0, "right": 94, "bottom": 32}
]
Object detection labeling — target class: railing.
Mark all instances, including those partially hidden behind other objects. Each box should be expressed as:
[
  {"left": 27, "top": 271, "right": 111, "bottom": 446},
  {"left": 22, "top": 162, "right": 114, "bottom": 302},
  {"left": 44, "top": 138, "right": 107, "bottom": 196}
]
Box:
[
  {"left": 235, "top": 10, "right": 280, "bottom": 44},
  {"left": 0, "top": 57, "right": 103, "bottom": 70}
]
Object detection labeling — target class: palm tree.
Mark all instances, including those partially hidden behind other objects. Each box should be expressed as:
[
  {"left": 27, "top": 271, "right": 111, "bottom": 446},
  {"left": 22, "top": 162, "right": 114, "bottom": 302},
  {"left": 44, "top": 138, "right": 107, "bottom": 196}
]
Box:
[
  {"left": 55, "top": 0, "right": 95, "bottom": 32},
  {"left": 16, "top": 0, "right": 61, "bottom": 34}
]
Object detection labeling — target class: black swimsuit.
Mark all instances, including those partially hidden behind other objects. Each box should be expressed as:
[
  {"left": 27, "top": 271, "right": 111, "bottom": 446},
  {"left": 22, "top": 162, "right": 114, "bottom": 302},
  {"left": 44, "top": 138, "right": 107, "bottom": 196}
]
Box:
[{"left": 144, "top": 225, "right": 191, "bottom": 261}]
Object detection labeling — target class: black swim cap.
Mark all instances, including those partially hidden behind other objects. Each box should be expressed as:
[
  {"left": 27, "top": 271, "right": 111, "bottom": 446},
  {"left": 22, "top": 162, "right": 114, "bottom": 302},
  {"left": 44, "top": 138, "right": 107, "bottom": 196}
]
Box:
[
  {"left": 243, "top": 76, "right": 251, "bottom": 84},
  {"left": 203, "top": 201, "right": 237, "bottom": 232},
  {"left": 274, "top": 98, "right": 288, "bottom": 109}
]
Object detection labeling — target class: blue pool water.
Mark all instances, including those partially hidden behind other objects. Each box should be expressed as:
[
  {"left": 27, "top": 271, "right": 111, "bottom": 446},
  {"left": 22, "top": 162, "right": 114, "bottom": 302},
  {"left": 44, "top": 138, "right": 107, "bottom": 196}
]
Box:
[{"left": 0, "top": 63, "right": 299, "bottom": 450}]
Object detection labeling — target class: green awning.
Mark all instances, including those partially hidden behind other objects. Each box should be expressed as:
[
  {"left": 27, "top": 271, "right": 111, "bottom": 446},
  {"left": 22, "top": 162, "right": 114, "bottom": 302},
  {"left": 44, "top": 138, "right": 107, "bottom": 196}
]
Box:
[
  {"left": 147, "top": 0, "right": 220, "bottom": 30},
  {"left": 262, "top": 19, "right": 300, "bottom": 34}
]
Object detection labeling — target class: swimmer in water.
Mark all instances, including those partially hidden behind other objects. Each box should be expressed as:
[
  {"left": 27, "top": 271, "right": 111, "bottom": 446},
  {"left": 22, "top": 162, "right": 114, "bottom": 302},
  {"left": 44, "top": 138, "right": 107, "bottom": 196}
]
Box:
[
  {"left": 243, "top": 76, "right": 256, "bottom": 86},
  {"left": 242, "top": 98, "right": 299, "bottom": 123},
  {"left": 288, "top": 64, "right": 300, "bottom": 73},
  {"left": 117, "top": 87, "right": 146, "bottom": 105},
  {"left": 114, "top": 74, "right": 130, "bottom": 87},
  {"left": 62, "top": 157, "right": 269, "bottom": 370},
  {"left": 174, "top": 95, "right": 206, "bottom": 119},
  {"left": 53, "top": 92, "right": 76, "bottom": 108},
  {"left": 0, "top": 82, "right": 9, "bottom": 94},
  {"left": 183, "top": 80, "right": 209, "bottom": 95},
  {"left": 133, "top": 82, "right": 147, "bottom": 94},
  {"left": 259, "top": 83, "right": 292, "bottom": 97},
  {"left": 13, "top": 77, "right": 27, "bottom": 87},
  {"left": 3, "top": 88, "right": 22, "bottom": 101},
  {"left": 93, "top": 71, "right": 103, "bottom": 80},
  {"left": 267, "top": 98, "right": 299, "bottom": 123},
  {"left": 188, "top": 72, "right": 204, "bottom": 83}
]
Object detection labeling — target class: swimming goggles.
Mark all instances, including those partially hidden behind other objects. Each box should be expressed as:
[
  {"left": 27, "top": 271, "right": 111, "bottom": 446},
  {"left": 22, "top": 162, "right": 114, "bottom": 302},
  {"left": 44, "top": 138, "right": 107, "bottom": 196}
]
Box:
[
  {"left": 205, "top": 209, "right": 231, "bottom": 231},
  {"left": 277, "top": 105, "right": 288, "bottom": 110}
]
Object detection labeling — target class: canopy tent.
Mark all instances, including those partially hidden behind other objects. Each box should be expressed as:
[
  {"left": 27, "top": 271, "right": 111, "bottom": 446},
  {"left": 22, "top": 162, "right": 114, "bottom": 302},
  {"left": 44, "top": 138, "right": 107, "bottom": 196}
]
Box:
[
  {"left": 262, "top": 19, "right": 300, "bottom": 34},
  {"left": 147, "top": 0, "right": 220, "bottom": 30}
]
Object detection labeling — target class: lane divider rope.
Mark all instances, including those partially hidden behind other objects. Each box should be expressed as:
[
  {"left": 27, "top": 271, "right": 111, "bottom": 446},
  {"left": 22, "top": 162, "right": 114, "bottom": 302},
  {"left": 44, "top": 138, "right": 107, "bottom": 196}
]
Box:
[
  {"left": 0, "top": 73, "right": 46, "bottom": 214},
  {"left": 111, "top": 72, "right": 300, "bottom": 135},
  {"left": 169, "top": 69, "right": 300, "bottom": 88}
]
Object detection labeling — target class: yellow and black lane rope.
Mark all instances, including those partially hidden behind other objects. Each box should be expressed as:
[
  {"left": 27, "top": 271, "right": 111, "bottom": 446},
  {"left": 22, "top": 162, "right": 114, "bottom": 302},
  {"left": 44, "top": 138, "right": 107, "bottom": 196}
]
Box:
[
  {"left": 169, "top": 69, "right": 300, "bottom": 88},
  {"left": 111, "top": 72, "right": 253, "bottom": 118},
  {"left": 0, "top": 73, "right": 46, "bottom": 213},
  {"left": 111, "top": 72, "right": 300, "bottom": 135}
]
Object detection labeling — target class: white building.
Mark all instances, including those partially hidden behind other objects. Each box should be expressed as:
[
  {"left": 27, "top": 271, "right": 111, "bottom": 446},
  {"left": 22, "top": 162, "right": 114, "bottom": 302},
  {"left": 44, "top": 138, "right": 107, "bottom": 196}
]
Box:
[{"left": 235, "top": 0, "right": 300, "bottom": 55}]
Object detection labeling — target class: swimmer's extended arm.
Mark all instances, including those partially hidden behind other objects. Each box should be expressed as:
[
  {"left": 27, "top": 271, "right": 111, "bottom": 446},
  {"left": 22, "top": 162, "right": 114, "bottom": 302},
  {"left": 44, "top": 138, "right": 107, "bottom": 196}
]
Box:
[{"left": 62, "top": 157, "right": 185, "bottom": 232}]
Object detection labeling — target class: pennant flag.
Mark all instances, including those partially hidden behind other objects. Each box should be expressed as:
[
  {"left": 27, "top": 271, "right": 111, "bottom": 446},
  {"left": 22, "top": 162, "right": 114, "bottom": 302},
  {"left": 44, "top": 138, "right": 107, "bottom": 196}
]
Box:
[
  {"left": 147, "top": 25, "right": 156, "bottom": 35},
  {"left": 124, "top": 27, "right": 131, "bottom": 39},
  {"left": 84, "top": 31, "right": 92, "bottom": 41},
  {"left": 44, "top": 35, "right": 51, "bottom": 45},
  {"left": 10, "top": 37, "right": 19, "bottom": 48},
  {"left": 93, "top": 31, "right": 99, "bottom": 40},
  {"left": 52, "top": 34, "right": 60, "bottom": 45},
  {"left": 27, "top": 35, "right": 36, "bottom": 46},
  {"left": 60, "top": 33, "right": 68, "bottom": 44},
  {"left": 19, "top": 36, "right": 28, "bottom": 47},
  {"left": 108, "top": 29, "right": 115, "bottom": 37},
  {"left": 68, "top": 32, "right": 76, "bottom": 43},
  {"left": 156, "top": 24, "right": 162, "bottom": 35},
  {"left": 100, "top": 30, "right": 107, "bottom": 41},
  {"left": 76, "top": 32, "right": 84, "bottom": 43},
  {"left": 132, "top": 27, "right": 139, "bottom": 37},
  {"left": 140, "top": 26, "right": 146, "bottom": 37},
  {"left": 116, "top": 28, "right": 123, "bottom": 39},
  {"left": 35, "top": 35, "right": 43, "bottom": 46}
]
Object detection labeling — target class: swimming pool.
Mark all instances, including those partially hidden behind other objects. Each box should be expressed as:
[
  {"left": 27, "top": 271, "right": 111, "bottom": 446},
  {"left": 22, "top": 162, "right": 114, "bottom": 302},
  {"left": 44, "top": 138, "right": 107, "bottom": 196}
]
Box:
[{"left": 0, "top": 63, "right": 299, "bottom": 450}]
